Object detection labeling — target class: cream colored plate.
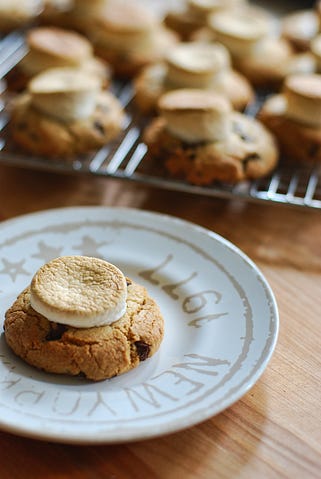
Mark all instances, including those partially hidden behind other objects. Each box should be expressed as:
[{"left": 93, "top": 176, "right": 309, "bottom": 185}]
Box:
[{"left": 0, "top": 206, "right": 278, "bottom": 444}]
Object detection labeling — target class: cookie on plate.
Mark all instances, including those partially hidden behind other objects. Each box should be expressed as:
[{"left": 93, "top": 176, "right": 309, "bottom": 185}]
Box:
[
  {"left": 259, "top": 73, "right": 321, "bottom": 164},
  {"left": 89, "top": 0, "right": 178, "bottom": 78},
  {"left": 134, "top": 41, "right": 254, "bottom": 115},
  {"left": 9, "top": 66, "right": 124, "bottom": 158},
  {"left": 7, "top": 26, "right": 111, "bottom": 92},
  {"left": 4, "top": 256, "right": 164, "bottom": 381},
  {"left": 143, "top": 89, "right": 278, "bottom": 185}
]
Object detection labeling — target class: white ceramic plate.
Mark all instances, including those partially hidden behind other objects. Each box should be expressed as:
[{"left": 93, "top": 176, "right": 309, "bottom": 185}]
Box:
[{"left": 0, "top": 206, "right": 278, "bottom": 444}]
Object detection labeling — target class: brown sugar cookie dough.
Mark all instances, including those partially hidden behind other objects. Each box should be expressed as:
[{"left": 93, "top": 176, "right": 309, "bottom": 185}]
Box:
[
  {"left": 4, "top": 256, "right": 164, "bottom": 381},
  {"left": 9, "top": 67, "right": 124, "bottom": 158},
  {"left": 259, "top": 73, "right": 321, "bottom": 164},
  {"left": 143, "top": 89, "right": 278, "bottom": 185}
]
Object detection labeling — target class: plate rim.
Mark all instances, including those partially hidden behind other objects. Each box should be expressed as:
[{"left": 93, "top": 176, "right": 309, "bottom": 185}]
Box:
[{"left": 0, "top": 206, "right": 279, "bottom": 444}]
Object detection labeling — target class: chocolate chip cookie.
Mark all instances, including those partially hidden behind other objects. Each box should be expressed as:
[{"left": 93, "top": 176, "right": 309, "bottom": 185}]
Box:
[
  {"left": 10, "top": 90, "right": 124, "bottom": 158},
  {"left": 4, "top": 278, "right": 164, "bottom": 381}
]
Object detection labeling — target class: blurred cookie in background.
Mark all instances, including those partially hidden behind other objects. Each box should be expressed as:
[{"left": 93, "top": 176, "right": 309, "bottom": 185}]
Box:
[
  {"left": 143, "top": 89, "right": 278, "bottom": 185},
  {"left": 259, "top": 73, "right": 321, "bottom": 164},
  {"left": 164, "top": 0, "right": 247, "bottom": 41},
  {"left": 6, "top": 26, "right": 111, "bottom": 91},
  {"left": 0, "top": 0, "right": 43, "bottom": 33},
  {"left": 134, "top": 41, "right": 254, "bottom": 115},
  {"left": 207, "top": 9, "right": 315, "bottom": 87},
  {"left": 9, "top": 67, "right": 125, "bottom": 158},
  {"left": 89, "top": 0, "right": 178, "bottom": 78}
]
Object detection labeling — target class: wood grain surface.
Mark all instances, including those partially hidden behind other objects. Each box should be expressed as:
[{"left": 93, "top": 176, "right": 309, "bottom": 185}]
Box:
[{"left": 0, "top": 164, "right": 320, "bottom": 479}]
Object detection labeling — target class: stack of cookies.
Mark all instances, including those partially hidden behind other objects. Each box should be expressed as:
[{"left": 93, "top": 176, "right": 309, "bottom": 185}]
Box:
[
  {"left": 7, "top": 25, "right": 124, "bottom": 158},
  {"left": 2, "top": 0, "right": 321, "bottom": 175},
  {"left": 139, "top": 0, "right": 321, "bottom": 181},
  {"left": 4, "top": 0, "right": 179, "bottom": 159}
]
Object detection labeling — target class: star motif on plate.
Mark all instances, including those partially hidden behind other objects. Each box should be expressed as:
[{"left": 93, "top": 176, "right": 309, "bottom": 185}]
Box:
[
  {"left": 0, "top": 258, "right": 29, "bottom": 282},
  {"left": 32, "top": 241, "right": 63, "bottom": 263},
  {"left": 73, "top": 235, "right": 108, "bottom": 257}
]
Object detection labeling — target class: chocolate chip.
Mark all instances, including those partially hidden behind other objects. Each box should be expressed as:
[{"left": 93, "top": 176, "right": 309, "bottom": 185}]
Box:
[
  {"left": 187, "top": 151, "right": 196, "bottom": 160},
  {"left": 308, "top": 143, "right": 319, "bottom": 158},
  {"left": 29, "top": 131, "right": 40, "bottom": 142},
  {"left": 93, "top": 121, "right": 105, "bottom": 135},
  {"left": 242, "top": 153, "right": 260, "bottom": 171},
  {"left": 135, "top": 341, "right": 150, "bottom": 361},
  {"left": 46, "top": 323, "right": 67, "bottom": 341},
  {"left": 126, "top": 279, "right": 132, "bottom": 286}
]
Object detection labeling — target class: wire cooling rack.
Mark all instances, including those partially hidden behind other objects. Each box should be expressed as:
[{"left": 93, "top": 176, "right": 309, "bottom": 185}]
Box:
[{"left": 1, "top": 31, "right": 321, "bottom": 209}]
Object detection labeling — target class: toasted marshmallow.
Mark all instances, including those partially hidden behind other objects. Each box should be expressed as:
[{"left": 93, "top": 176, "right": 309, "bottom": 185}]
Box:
[
  {"left": 30, "top": 256, "right": 128, "bottom": 328},
  {"left": 20, "top": 27, "right": 93, "bottom": 76},
  {"left": 240, "top": 36, "right": 293, "bottom": 78},
  {"left": 165, "top": 42, "right": 230, "bottom": 89},
  {"left": 282, "top": 10, "right": 319, "bottom": 52},
  {"left": 94, "top": 0, "right": 157, "bottom": 53},
  {"left": 188, "top": 0, "right": 245, "bottom": 19},
  {"left": 286, "top": 52, "right": 315, "bottom": 77},
  {"left": 80, "top": 57, "right": 111, "bottom": 88},
  {"left": 284, "top": 74, "right": 321, "bottom": 127},
  {"left": 0, "top": 0, "right": 42, "bottom": 16},
  {"left": 208, "top": 10, "right": 270, "bottom": 58},
  {"left": 158, "top": 89, "right": 232, "bottom": 143},
  {"left": 29, "top": 67, "right": 100, "bottom": 122}
]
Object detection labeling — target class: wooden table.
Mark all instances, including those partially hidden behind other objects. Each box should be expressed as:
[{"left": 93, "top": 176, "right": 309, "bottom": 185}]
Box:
[{"left": 0, "top": 164, "right": 320, "bottom": 479}]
